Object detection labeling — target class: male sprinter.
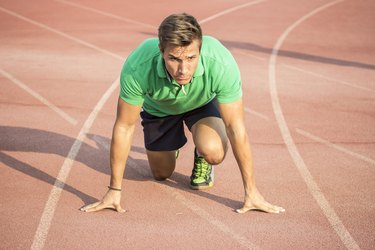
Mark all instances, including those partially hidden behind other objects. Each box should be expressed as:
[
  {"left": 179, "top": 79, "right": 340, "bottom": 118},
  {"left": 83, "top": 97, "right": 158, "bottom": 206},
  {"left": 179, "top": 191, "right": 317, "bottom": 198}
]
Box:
[{"left": 81, "top": 13, "right": 285, "bottom": 214}]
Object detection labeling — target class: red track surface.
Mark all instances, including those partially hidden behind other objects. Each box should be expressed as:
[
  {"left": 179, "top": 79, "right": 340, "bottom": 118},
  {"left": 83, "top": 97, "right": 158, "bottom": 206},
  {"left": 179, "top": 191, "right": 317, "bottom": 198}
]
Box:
[{"left": 1, "top": 0, "right": 374, "bottom": 249}]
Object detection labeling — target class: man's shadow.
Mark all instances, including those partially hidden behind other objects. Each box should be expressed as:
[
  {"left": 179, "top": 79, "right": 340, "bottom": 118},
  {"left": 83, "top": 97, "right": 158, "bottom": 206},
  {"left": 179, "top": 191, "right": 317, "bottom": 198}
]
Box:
[{"left": 0, "top": 126, "right": 241, "bottom": 210}]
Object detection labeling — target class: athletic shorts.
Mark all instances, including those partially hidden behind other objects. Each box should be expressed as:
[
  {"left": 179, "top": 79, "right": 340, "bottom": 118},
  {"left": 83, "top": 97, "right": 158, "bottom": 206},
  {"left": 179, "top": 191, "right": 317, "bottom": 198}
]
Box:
[{"left": 140, "top": 99, "right": 221, "bottom": 151}]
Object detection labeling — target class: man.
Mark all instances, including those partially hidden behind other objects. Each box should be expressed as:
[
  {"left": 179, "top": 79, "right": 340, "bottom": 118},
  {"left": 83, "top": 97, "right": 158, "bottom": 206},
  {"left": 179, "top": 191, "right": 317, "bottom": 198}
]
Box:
[{"left": 81, "top": 13, "right": 284, "bottom": 214}]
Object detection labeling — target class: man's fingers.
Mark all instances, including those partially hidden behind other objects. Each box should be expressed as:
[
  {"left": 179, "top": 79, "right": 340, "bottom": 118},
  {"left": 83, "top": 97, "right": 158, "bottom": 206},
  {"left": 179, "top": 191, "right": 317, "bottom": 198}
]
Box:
[
  {"left": 80, "top": 190, "right": 125, "bottom": 213},
  {"left": 80, "top": 201, "right": 101, "bottom": 212},
  {"left": 80, "top": 202, "right": 126, "bottom": 213},
  {"left": 81, "top": 202, "right": 108, "bottom": 213}
]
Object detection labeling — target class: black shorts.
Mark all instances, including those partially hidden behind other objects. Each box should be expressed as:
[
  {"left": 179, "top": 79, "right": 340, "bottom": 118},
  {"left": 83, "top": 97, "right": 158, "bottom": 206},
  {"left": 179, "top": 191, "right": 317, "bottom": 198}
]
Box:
[{"left": 140, "top": 99, "right": 221, "bottom": 151}]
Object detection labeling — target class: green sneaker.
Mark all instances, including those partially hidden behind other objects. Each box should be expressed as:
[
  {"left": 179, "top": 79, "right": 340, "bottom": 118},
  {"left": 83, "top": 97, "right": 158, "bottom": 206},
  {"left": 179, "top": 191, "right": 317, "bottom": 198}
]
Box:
[{"left": 190, "top": 149, "right": 214, "bottom": 190}]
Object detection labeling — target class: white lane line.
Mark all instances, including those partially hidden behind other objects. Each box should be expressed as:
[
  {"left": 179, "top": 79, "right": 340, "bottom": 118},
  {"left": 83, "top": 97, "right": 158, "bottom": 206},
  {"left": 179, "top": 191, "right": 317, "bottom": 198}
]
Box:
[
  {"left": 244, "top": 107, "right": 270, "bottom": 121},
  {"left": 232, "top": 49, "right": 267, "bottom": 61},
  {"left": 0, "top": 6, "right": 123, "bottom": 61},
  {"left": 282, "top": 64, "right": 375, "bottom": 94},
  {"left": 296, "top": 128, "right": 375, "bottom": 166},
  {"left": 199, "top": 0, "right": 266, "bottom": 24},
  {"left": 30, "top": 77, "right": 119, "bottom": 250},
  {"left": 0, "top": 68, "right": 77, "bottom": 126},
  {"left": 53, "top": 0, "right": 155, "bottom": 29},
  {"left": 268, "top": 1, "right": 360, "bottom": 250},
  {"left": 90, "top": 134, "right": 110, "bottom": 151}
]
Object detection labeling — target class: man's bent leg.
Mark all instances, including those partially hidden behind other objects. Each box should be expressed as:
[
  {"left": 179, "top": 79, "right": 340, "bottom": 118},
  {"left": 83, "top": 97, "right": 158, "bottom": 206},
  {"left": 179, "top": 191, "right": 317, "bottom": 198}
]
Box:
[
  {"left": 191, "top": 117, "right": 228, "bottom": 164},
  {"left": 147, "top": 150, "right": 177, "bottom": 181},
  {"left": 189, "top": 117, "right": 228, "bottom": 189}
]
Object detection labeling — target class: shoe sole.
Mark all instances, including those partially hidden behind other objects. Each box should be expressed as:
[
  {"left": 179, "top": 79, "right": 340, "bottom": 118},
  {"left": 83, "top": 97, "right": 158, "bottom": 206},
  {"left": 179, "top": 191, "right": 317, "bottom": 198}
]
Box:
[
  {"left": 190, "top": 166, "right": 214, "bottom": 190},
  {"left": 190, "top": 182, "right": 214, "bottom": 190}
]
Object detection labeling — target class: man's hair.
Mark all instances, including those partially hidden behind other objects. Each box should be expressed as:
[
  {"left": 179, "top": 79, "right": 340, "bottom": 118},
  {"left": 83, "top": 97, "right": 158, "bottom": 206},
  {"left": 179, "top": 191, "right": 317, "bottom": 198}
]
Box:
[{"left": 158, "top": 13, "right": 202, "bottom": 51}]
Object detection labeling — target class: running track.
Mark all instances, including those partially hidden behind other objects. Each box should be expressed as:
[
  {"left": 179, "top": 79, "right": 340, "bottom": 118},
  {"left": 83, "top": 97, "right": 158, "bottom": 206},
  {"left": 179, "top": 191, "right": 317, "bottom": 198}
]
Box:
[{"left": 1, "top": 0, "right": 374, "bottom": 249}]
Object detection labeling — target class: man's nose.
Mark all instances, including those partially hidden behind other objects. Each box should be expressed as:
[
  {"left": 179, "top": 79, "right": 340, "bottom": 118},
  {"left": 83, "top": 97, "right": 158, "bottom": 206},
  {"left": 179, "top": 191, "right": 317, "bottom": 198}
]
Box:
[{"left": 178, "top": 60, "right": 188, "bottom": 74}]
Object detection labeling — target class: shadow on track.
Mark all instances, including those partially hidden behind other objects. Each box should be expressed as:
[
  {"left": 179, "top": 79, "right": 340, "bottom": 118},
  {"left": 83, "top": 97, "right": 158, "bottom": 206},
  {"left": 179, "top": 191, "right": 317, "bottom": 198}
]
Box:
[
  {"left": 221, "top": 39, "right": 375, "bottom": 70},
  {"left": 0, "top": 126, "right": 241, "bottom": 210},
  {"left": 0, "top": 126, "right": 146, "bottom": 205}
]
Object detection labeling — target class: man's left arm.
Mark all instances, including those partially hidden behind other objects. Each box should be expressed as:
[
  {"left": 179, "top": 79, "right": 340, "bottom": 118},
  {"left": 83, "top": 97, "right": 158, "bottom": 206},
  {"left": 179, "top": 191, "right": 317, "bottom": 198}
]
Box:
[{"left": 218, "top": 98, "right": 285, "bottom": 214}]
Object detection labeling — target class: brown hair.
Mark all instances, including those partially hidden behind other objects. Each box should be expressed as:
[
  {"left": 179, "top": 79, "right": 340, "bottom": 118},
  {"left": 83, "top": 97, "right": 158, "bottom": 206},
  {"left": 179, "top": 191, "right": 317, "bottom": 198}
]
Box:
[{"left": 158, "top": 13, "right": 202, "bottom": 52}]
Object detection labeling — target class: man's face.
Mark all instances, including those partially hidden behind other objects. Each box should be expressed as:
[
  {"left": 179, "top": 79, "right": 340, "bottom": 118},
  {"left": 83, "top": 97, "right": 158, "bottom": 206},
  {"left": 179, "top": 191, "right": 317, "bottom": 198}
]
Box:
[{"left": 160, "top": 39, "right": 200, "bottom": 85}]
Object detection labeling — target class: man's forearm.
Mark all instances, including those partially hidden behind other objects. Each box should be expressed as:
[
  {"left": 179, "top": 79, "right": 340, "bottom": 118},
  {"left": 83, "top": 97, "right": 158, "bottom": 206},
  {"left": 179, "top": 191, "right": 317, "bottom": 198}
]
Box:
[
  {"left": 109, "top": 123, "right": 135, "bottom": 189},
  {"left": 226, "top": 127, "right": 257, "bottom": 196}
]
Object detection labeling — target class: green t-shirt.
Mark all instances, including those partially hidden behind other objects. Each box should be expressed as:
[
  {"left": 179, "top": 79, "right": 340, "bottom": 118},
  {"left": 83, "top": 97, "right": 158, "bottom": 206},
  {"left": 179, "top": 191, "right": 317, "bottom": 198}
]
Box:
[{"left": 120, "top": 36, "right": 242, "bottom": 117}]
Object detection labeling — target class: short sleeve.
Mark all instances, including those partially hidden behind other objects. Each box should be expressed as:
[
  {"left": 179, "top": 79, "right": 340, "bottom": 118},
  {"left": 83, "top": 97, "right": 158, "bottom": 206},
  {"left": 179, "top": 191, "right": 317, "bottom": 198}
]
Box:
[
  {"left": 119, "top": 67, "right": 145, "bottom": 105},
  {"left": 214, "top": 58, "right": 242, "bottom": 104}
]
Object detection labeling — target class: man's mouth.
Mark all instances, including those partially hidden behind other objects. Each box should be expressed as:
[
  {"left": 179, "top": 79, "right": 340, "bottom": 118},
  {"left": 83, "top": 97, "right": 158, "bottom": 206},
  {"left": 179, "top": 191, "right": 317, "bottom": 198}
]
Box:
[{"left": 176, "top": 75, "right": 189, "bottom": 81}]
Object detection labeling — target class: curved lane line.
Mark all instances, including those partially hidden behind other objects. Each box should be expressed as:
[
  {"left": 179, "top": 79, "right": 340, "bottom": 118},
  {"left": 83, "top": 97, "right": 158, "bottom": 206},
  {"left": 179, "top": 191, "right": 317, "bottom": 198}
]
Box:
[
  {"left": 199, "top": 0, "right": 266, "bottom": 24},
  {"left": 268, "top": 1, "right": 360, "bottom": 249}
]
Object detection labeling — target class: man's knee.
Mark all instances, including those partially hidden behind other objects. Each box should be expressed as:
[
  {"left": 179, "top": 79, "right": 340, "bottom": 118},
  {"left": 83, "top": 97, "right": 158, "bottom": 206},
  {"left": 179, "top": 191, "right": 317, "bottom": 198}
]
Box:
[
  {"left": 147, "top": 150, "right": 176, "bottom": 181},
  {"left": 152, "top": 170, "right": 172, "bottom": 181},
  {"left": 198, "top": 145, "right": 226, "bottom": 165},
  {"left": 205, "top": 154, "right": 225, "bottom": 165},
  {"left": 150, "top": 163, "right": 175, "bottom": 180}
]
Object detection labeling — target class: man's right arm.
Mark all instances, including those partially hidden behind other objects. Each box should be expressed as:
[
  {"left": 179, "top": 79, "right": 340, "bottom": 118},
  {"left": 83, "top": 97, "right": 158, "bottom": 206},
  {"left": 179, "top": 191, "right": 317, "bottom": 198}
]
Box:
[
  {"left": 80, "top": 97, "right": 142, "bottom": 213},
  {"left": 109, "top": 98, "right": 143, "bottom": 189}
]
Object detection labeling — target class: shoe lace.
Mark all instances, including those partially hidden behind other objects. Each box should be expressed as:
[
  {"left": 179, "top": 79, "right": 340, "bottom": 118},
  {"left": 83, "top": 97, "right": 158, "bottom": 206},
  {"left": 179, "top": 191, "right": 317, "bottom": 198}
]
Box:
[{"left": 193, "top": 157, "right": 210, "bottom": 178}]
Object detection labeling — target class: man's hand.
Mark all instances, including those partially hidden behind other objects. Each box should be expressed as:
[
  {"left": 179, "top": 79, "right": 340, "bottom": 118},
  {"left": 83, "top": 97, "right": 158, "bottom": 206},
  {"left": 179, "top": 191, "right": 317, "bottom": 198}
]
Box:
[
  {"left": 236, "top": 191, "right": 285, "bottom": 214},
  {"left": 80, "top": 189, "right": 126, "bottom": 213}
]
